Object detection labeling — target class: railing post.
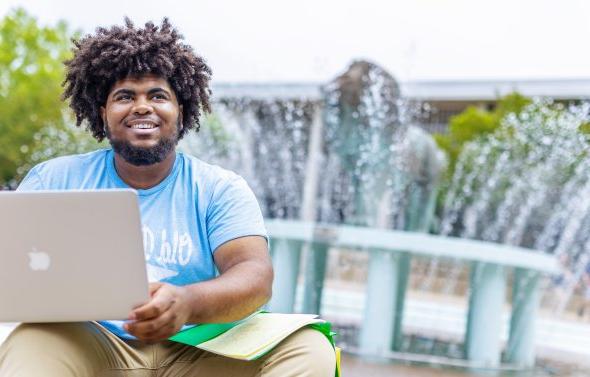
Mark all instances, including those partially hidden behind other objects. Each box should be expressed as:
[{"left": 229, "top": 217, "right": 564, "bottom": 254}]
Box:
[
  {"left": 267, "top": 238, "right": 302, "bottom": 313},
  {"left": 300, "top": 104, "right": 327, "bottom": 315},
  {"left": 390, "top": 183, "right": 439, "bottom": 350},
  {"left": 392, "top": 252, "right": 411, "bottom": 351},
  {"left": 360, "top": 249, "right": 402, "bottom": 355},
  {"left": 465, "top": 262, "right": 506, "bottom": 368},
  {"left": 301, "top": 243, "right": 329, "bottom": 314},
  {"left": 505, "top": 269, "right": 541, "bottom": 367}
]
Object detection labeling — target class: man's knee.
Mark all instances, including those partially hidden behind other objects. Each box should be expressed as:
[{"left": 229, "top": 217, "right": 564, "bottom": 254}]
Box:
[
  {"left": 293, "top": 328, "right": 336, "bottom": 371},
  {"left": 0, "top": 322, "right": 106, "bottom": 377},
  {"left": 263, "top": 328, "right": 336, "bottom": 377}
]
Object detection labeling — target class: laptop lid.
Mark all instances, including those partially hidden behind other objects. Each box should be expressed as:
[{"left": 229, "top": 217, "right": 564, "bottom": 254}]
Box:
[{"left": 0, "top": 189, "right": 149, "bottom": 322}]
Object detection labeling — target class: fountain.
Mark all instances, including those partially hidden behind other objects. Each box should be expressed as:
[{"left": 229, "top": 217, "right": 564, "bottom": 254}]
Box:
[{"left": 180, "top": 62, "right": 579, "bottom": 372}]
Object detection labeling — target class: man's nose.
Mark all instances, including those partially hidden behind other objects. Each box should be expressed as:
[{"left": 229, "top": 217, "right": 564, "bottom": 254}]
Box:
[{"left": 132, "top": 96, "right": 153, "bottom": 114}]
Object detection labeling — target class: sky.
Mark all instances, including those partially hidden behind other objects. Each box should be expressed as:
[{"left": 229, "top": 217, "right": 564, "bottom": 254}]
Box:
[{"left": 1, "top": 0, "right": 590, "bottom": 84}]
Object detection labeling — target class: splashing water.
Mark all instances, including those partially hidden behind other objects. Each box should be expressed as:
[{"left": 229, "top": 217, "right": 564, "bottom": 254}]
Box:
[
  {"left": 183, "top": 61, "right": 444, "bottom": 231},
  {"left": 439, "top": 99, "right": 590, "bottom": 312}
]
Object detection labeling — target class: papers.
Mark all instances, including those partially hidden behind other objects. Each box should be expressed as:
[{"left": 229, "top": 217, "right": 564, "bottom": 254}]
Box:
[{"left": 197, "top": 313, "right": 323, "bottom": 360}]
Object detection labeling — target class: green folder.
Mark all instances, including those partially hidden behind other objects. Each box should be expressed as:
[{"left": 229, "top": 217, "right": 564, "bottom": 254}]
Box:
[
  {"left": 169, "top": 320, "right": 244, "bottom": 346},
  {"left": 168, "top": 312, "right": 341, "bottom": 377}
]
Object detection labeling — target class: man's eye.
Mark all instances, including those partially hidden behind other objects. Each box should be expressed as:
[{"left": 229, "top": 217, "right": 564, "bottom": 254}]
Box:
[
  {"left": 152, "top": 94, "right": 167, "bottom": 100},
  {"left": 115, "top": 95, "right": 132, "bottom": 101}
]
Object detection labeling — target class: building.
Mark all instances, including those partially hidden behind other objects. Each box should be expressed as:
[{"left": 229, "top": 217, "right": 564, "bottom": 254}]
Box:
[{"left": 214, "top": 78, "right": 590, "bottom": 134}]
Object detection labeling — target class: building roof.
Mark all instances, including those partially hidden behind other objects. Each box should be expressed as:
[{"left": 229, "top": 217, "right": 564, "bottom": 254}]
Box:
[
  {"left": 212, "top": 78, "right": 590, "bottom": 102},
  {"left": 212, "top": 83, "right": 322, "bottom": 101},
  {"left": 403, "top": 78, "right": 590, "bottom": 101}
]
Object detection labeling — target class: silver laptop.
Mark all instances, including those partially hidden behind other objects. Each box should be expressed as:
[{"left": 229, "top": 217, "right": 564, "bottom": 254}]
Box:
[{"left": 0, "top": 189, "right": 149, "bottom": 322}]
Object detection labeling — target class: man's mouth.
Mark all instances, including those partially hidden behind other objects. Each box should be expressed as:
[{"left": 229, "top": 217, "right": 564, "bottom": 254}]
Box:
[{"left": 129, "top": 123, "right": 158, "bottom": 130}]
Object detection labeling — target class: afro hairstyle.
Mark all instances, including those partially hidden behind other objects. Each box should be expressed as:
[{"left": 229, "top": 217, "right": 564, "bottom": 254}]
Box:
[{"left": 62, "top": 17, "right": 212, "bottom": 141}]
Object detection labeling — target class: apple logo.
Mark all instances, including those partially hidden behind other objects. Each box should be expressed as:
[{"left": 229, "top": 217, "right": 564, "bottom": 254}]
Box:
[{"left": 28, "top": 247, "right": 51, "bottom": 271}]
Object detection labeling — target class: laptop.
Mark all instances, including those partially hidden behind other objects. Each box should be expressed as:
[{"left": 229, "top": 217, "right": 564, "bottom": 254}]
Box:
[{"left": 0, "top": 189, "right": 149, "bottom": 322}]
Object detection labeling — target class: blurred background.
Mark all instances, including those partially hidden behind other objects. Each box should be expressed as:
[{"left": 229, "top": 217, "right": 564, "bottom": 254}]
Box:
[{"left": 1, "top": 1, "right": 590, "bottom": 376}]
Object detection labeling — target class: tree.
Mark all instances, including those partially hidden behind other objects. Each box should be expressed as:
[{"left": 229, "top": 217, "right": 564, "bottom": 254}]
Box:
[
  {"left": 0, "top": 8, "right": 98, "bottom": 187},
  {"left": 433, "top": 93, "right": 532, "bottom": 177}
]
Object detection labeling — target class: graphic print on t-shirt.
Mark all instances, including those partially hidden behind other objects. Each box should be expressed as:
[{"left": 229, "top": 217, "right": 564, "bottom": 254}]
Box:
[{"left": 142, "top": 225, "right": 194, "bottom": 282}]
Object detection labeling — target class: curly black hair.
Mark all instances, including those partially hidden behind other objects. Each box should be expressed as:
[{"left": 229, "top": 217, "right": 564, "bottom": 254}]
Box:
[{"left": 62, "top": 18, "right": 212, "bottom": 141}]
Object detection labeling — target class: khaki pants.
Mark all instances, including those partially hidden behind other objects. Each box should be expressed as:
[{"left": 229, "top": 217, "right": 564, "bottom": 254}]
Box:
[{"left": 0, "top": 322, "right": 335, "bottom": 377}]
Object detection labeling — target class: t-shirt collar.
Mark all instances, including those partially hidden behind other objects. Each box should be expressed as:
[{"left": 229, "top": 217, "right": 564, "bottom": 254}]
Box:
[{"left": 106, "top": 149, "right": 181, "bottom": 196}]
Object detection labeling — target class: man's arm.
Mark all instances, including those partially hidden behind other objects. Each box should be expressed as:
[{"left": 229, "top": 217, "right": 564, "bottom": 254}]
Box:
[
  {"left": 125, "top": 235, "right": 273, "bottom": 342},
  {"left": 186, "top": 235, "right": 273, "bottom": 323}
]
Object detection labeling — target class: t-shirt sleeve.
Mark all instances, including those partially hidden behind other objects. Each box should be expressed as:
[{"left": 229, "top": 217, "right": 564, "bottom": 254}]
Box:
[
  {"left": 206, "top": 175, "right": 268, "bottom": 253},
  {"left": 16, "top": 166, "right": 45, "bottom": 191}
]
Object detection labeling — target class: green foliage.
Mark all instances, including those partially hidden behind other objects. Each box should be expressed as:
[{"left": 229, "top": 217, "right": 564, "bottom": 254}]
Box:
[
  {"left": 434, "top": 93, "right": 532, "bottom": 176},
  {"left": 202, "top": 112, "right": 234, "bottom": 156},
  {"left": 578, "top": 120, "right": 590, "bottom": 134},
  {"left": 0, "top": 8, "right": 99, "bottom": 186},
  {"left": 439, "top": 99, "right": 590, "bottom": 245}
]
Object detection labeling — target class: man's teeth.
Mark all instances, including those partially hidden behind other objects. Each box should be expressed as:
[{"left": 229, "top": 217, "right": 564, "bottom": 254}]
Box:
[{"left": 131, "top": 123, "right": 156, "bottom": 129}]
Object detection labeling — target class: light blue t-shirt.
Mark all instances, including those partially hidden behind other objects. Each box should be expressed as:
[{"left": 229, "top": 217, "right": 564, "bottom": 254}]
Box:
[{"left": 17, "top": 148, "right": 268, "bottom": 339}]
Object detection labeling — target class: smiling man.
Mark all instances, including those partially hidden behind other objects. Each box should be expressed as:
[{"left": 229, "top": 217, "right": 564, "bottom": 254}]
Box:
[{"left": 0, "top": 18, "right": 335, "bottom": 377}]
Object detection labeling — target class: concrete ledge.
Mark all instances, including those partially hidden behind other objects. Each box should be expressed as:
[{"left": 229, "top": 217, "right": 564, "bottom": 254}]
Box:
[{"left": 266, "top": 220, "right": 559, "bottom": 274}]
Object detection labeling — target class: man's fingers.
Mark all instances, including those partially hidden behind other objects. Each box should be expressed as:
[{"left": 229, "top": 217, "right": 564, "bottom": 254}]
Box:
[
  {"left": 149, "top": 282, "right": 163, "bottom": 296},
  {"left": 135, "top": 321, "right": 176, "bottom": 342},
  {"left": 127, "top": 298, "right": 150, "bottom": 320},
  {"left": 126, "top": 312, "right": 177, "bottom": 340},
  {"left": 132, "top": 291, "right": 175, "bottom": 320},
  {"left": 123, "top": 283, "right": 188, "bottom": 342},
  {"left": 132, "top": 301, "right": 171, "bottom": 321},
  {"left": 126, "top": 318, "right": 162, "bottom": 335}
]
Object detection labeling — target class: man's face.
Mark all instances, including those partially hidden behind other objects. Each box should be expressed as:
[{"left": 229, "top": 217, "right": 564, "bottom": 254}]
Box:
[{"left": 101, "top": 74, "right": 183, "bottom": 166}]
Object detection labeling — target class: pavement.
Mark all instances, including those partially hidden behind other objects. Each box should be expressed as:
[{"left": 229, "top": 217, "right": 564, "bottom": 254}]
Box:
[{"left": 341, "top": 353, "right": 471, "bottom": 377}]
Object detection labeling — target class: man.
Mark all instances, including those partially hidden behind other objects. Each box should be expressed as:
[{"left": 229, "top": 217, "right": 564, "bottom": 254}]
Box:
[{"left": 0, "top": 18, "right": 335, "bottom": 376}]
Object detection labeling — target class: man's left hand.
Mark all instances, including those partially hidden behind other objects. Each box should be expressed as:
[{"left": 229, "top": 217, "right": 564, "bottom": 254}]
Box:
[{"left": 124, "top": 282, "right": 192, "bottom": 342}]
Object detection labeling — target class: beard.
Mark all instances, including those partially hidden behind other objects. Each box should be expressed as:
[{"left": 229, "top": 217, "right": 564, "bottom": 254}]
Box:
[{"left": 106, "top": 126, "right": 179, "bottom": 166}]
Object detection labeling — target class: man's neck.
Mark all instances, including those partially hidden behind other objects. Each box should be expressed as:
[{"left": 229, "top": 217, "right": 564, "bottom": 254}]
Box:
[{"left": 113, "top": 151, "right": 177, "bottom": 190}]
